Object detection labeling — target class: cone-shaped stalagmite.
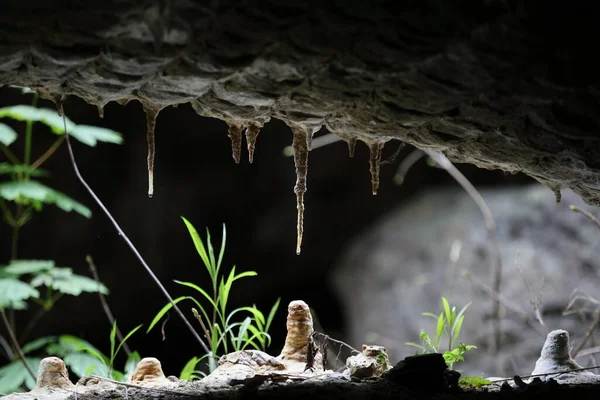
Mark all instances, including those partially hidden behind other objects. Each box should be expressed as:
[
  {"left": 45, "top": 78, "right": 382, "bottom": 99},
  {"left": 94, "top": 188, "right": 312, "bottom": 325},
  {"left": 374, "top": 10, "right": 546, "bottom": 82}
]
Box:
[
  {"left": 291, "top": 126, "right": 309, "bottom": 255},
  {"left": 143, "top": 104, "right": 161, "bottom": 198},
  {"left": 227, "top": 122, "right": 244, "bottom": 164},
  {"left": 245, "top": 122, "right": 261, "bottom": 163},
  {"left": 368, "top": 141, "right": 385, "bottom": 195}
]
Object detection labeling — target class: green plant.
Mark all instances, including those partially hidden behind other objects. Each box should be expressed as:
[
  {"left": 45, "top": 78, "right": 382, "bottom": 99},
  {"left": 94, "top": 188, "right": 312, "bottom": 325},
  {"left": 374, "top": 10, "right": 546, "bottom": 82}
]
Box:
[
  {"left": 405, "top": 296, "right": 476, "bottom": 369},
  {"left": 148, "top": 217, "right": 280, "bottom": 376},
  {"left": 0, "top": 88, "right": 123, "bottom": 393},
  {"left": 69, "top": 321, "right": 143, "bottom": 381},
  {"left": 459, "top": 376, "right": 492, "bottom": 390},
  {"left": 0, "top": 260, "right": 110, "bottom": 393}
]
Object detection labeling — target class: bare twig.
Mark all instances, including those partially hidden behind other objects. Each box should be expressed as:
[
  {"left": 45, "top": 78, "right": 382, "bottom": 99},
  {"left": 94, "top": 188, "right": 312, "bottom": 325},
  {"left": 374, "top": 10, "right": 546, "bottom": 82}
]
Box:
[
  {"left": 0, "top": 333, "right": 14, "bottom": 360},
  {"left": 576, "top": 345, "right": 600, "bottom": 359},
  {"left": 380, "top": 141, "right": 405, "bottom": 166},
  {"left": 573, "top": 310, "right": 600, "bottom": 358},
  {"left": 460, "top": 269, "right": 546, "bottom": 337},
  {"left": 426, "top": 151, "right": 503, "bottom": 353},
  {"left": 86, "top": 255, "right": 131, "bottom": 356},
  {"left": 515, "top": 258, "right": 546, "bottom": 331},
  {"left": 570, "top": 205, "right": 600, "bottom": 230},
  {"left": 59, "top": 103, "right": 211, "bottom": 355},
  {"left": 393, "top": 149, "right": 426, "bottom": 185},
  {"left": 0, "top": 308, "right": 36, "bottom": 380}
]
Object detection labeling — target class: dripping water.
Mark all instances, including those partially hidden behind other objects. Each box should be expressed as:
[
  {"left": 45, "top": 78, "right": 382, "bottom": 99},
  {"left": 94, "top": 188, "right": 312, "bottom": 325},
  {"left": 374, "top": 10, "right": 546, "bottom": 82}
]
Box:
[{"left": 291, "top": 126, "right": 309, "bottom": 255}]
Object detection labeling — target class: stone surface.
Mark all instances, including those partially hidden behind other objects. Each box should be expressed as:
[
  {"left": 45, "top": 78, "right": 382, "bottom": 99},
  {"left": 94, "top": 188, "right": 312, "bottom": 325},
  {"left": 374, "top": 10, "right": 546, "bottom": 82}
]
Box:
[
  {"left": 530, "top": 330, "right": 600, "bottom": 384},
  {"left": 332, "top": 184, "right": 600, "bottom": 377},
  {"left": 0, "top": 1, "right": 599, "bottom": 204},
  {"left": 345, "top": 344, "right": 393, "bottom": 378},
  {"left": 2, "top": 357, "right": 74, "bottom": 400},
  {"left": 130, "top": 357, "right": 169, "bottom": 385}
]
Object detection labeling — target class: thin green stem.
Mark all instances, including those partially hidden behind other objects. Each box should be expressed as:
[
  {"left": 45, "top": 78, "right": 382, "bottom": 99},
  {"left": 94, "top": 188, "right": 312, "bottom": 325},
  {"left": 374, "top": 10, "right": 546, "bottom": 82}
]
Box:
[
  {"left": 30, "top": 136, "right": 64, "bottom": 170},
  {"left": 23, "top": 93, "right": 39, "bottom": 170}
]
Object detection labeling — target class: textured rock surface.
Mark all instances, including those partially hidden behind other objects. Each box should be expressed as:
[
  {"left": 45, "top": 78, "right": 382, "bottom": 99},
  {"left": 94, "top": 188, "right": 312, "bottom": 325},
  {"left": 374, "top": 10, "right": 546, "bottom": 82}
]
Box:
[
  {"left": 346, "top": 345, "right": 393, "bottom": 378},
  {"left": 130, "top": 357, "right": 169, "bottom": 385},
  {"left": 333, "top": 185, "right": 600, "bottom": 377},
  {"left": 0, "top": 1, "right": 599, "bottom": 204},
  {"left": 531, "top": 330, "right": 600, "bottom": 384}
]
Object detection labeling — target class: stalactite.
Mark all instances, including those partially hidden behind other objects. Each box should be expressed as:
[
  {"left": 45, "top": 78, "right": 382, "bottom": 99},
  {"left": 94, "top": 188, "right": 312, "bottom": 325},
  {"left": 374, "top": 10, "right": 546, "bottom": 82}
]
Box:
[
  {"left": 347, "top": 137, "right": 357, "bottom": 157},
  {"left": 227, "top": 122, "right": 244, "bottom": 164},
  {"left": 245, "top": 123, "right": 261, "bottom": 163},
  {"left": 291, "top": 126, "right": 309, "bottom": 255},
  {"left": 368, "top": 141, "right": 385, "bottom": 195},
  {"left": 142, "top": 104, "right": 161, "bottom": 198}
]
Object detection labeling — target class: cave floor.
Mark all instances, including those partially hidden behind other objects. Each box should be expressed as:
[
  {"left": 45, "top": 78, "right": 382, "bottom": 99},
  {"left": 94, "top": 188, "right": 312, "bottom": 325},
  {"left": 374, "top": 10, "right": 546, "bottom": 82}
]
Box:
[{"left": 66, "top": 379, "right": 600, "bottom": 400}]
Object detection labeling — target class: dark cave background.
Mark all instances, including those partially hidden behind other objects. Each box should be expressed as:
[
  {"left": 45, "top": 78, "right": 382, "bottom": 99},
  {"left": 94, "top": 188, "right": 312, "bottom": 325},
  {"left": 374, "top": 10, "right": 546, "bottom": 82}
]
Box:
[{"left": 0, "top": 86, "right": 535, "bottom": 375}]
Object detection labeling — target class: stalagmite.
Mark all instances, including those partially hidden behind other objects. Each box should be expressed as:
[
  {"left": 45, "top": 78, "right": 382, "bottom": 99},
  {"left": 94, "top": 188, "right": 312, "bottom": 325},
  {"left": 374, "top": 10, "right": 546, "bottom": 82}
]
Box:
[
  {"left": 291, "top": 126, "right": 309, "bottom": 255},
  {"left": 227, "top": 122, "right": 244, "bottom": 164},
  {"left": 368, "top": 141, "right": 385, "bottom": 195},
  {"left": 245, "top": 122, "right": 261, "bottom": 163},
  {"left": 347, "top": 137, "right": 357, "bottom": 157},
  {"left": 143, "top": 104, "right": 161, "bottom": 198}
]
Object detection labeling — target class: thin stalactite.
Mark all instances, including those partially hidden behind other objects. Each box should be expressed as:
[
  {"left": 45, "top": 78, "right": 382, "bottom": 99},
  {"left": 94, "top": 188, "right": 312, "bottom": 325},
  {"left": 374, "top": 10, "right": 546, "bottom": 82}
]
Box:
[{"left": 291, "top": 125, "right": 309, "bottom": 255}]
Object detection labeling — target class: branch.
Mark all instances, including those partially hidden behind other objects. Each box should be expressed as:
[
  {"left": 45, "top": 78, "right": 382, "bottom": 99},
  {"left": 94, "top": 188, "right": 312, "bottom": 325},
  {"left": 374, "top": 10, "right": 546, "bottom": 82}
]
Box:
[
  {"left": 0, "top": 308, "right": 36, "bottom": 380},
  {"left": 59, "top": 103, "right": 211, "bottom": 356},
  {"left": 86, "top": 255, "right": 131, "bottom": 356}
]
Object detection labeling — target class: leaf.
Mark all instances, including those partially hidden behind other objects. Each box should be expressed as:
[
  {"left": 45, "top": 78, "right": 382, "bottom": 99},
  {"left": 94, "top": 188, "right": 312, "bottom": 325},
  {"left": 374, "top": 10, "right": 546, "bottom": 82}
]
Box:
[
  {"left": 0, "top": 106, "right": 76, "bottom": 134},
  {"left": 265, "top": 298, "right": 280, "bottom": 334},
  {"left": 435, "top": 312, "right": 445, "bottom": 345},
  {"left": 47, "top": 335, "right": 106, "bottom": 363},
  {"left": 0, "top": 357, "right": 41, "bottom": 393},
  {"left": 0, "top": 278, "right": 40, "bottom": 308},
  {"left": 109, "top": 321, "right": 117, "bottom": 362},
  {"left": 404, "top": 342, "right": 427, "bottom": 352},
  {"left": 206, "top": 227, "right": 217, "bottom": 275},
  {"left": 422, "top": 312, "right": 439, "bottom": 319},
  {"left": 0, "top": 163, "right": 49, "bottom": 177},
  {"left": 234, "top": 317, "right": 252, "bottom": 351},
  {"left": 113, "top": 324, "right": 143, "bottom": 363},
  {"left": 181, "top": 217, "right": 213, "bottom": 280},
  {"left": 179, "top": 356, "right": 202, "bottom": 381},
  {"left": 29, "top": 268, "right": 108, "bottom": 296},
  {"left": 21, "top": 336, "right": 57, "bottom": 355},
  {"left": 4, "top": 259, "right": 54, "bottom": 275},
  {"left": 146, "top": 296, "right": 198, "bottom": 333},
  {"left": 459, "top": 376, "right": 492, "bottom": 390},
  {"left": 0, "top": 123, "right": 18, "bottom": 145},
  {"left": 70, "top": 125, "right": 123, "bottom": 146},
  {"left": 217, "top": 224, "right": 226, "bottom": 270},
  {"left": 451, "top": 316, "right": 465, "bottom": 348},
  {"left": 124, "top": 351, "right": 141, "bottom": 381},
  {"left": 0, "top": 180, "right": 91, "bottom": 218},
  {"left": 451, "top": 303, "right": 471, "bottom": 340},
  {"left": 441, "top": 297, "right": 452, "bottom": 326},
  {"left": 174, "top": 281, "right": 218, "bottom": 310},
  {"left": 226, "top": 306, "right": 265, "bottom": 327},
  {"left": 111, "top": 370, "right": 126, "bottom": 382},
  {"left": 64, "top": 351, "right": 107, "bottom": 378}
]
